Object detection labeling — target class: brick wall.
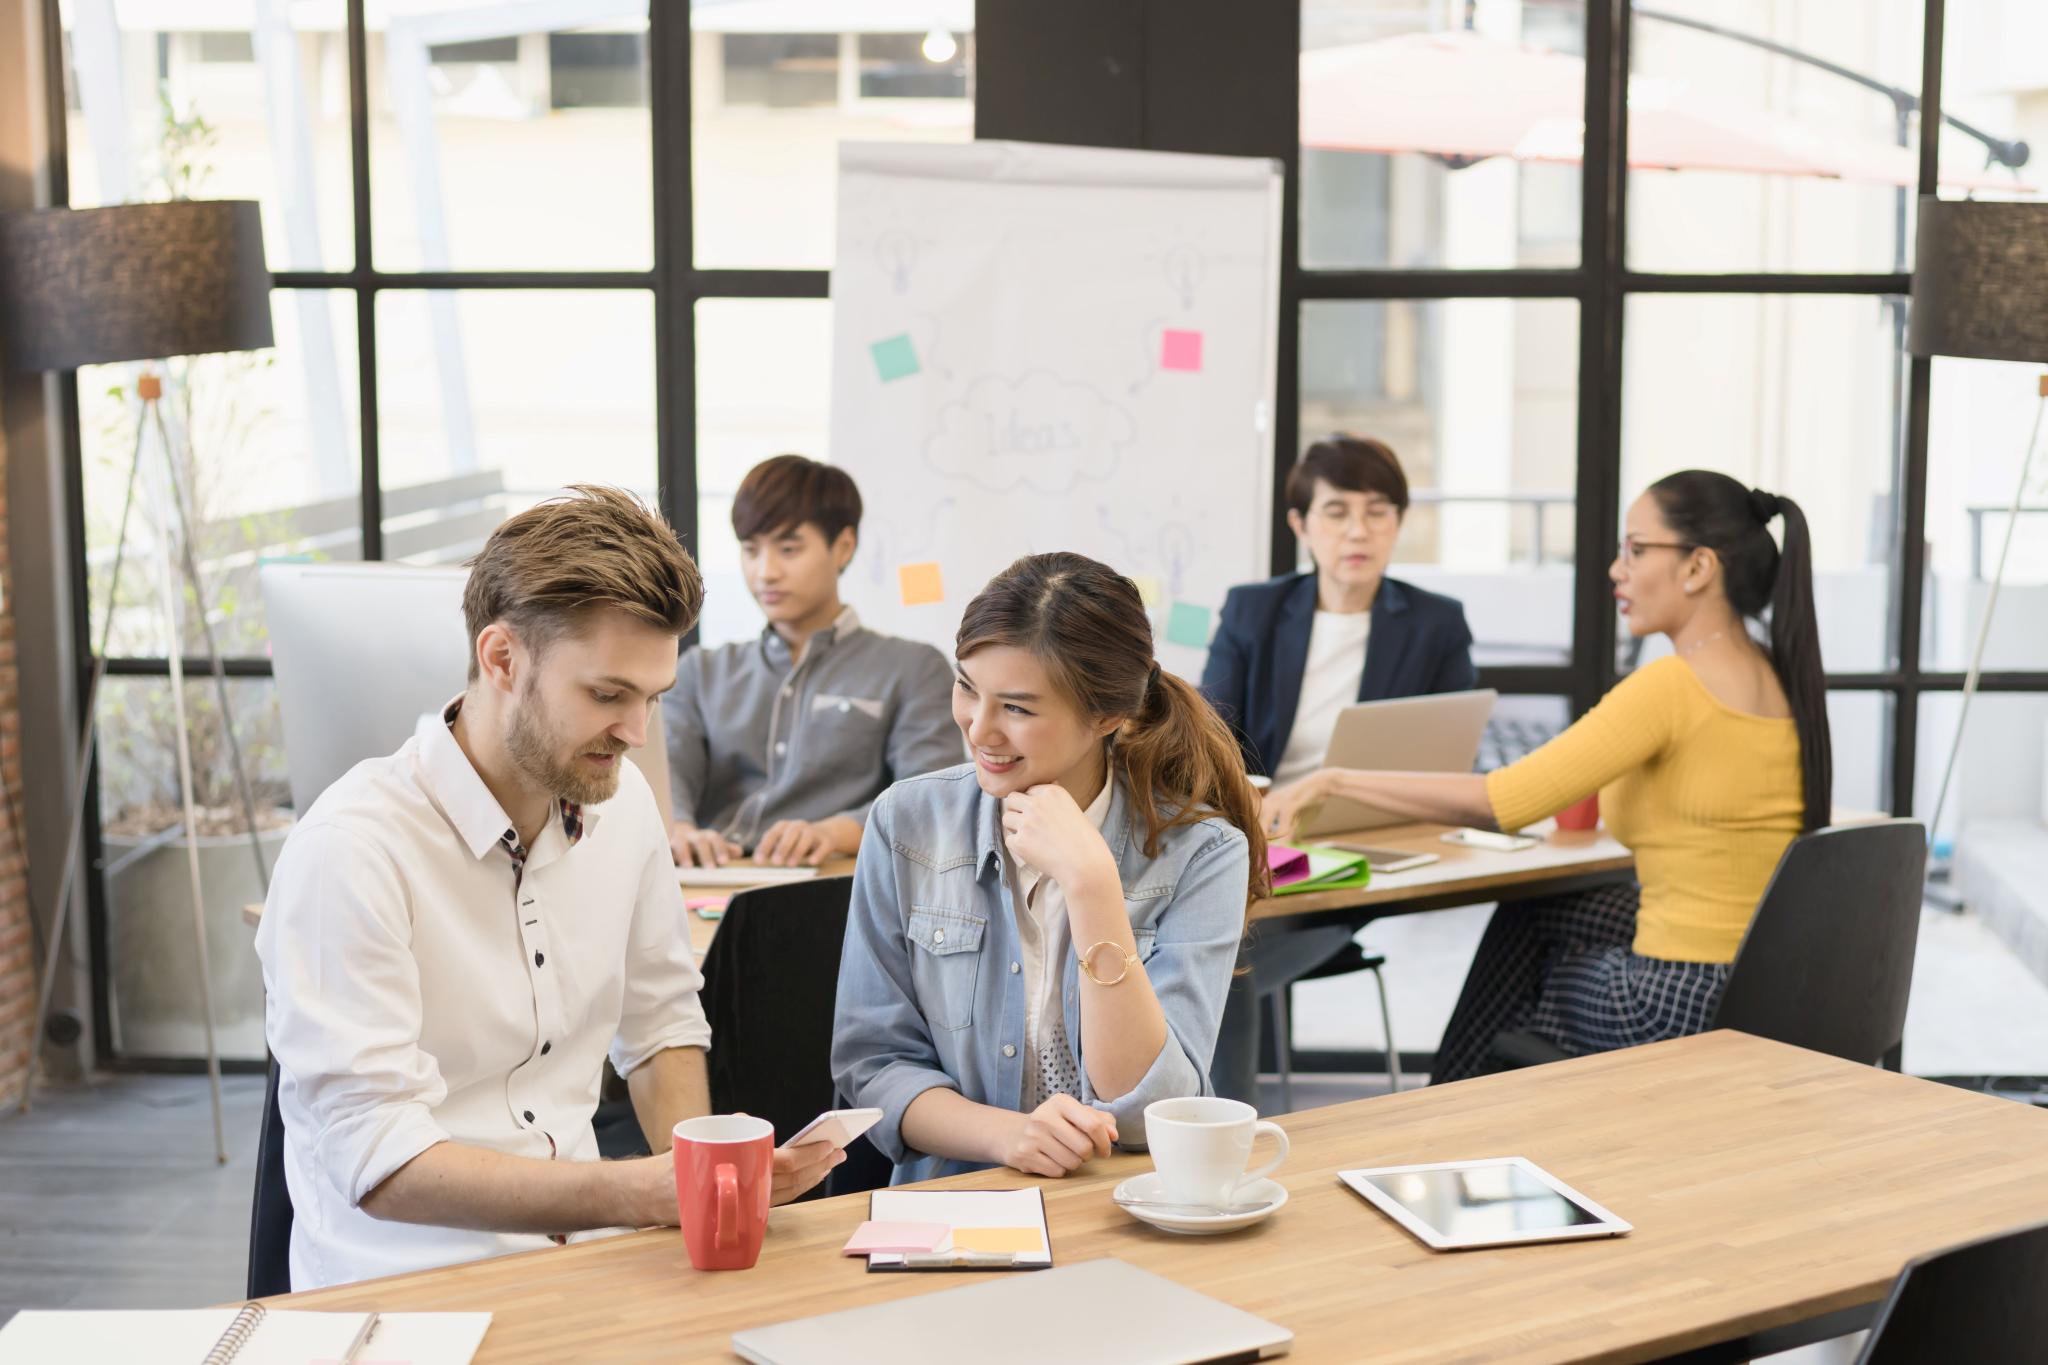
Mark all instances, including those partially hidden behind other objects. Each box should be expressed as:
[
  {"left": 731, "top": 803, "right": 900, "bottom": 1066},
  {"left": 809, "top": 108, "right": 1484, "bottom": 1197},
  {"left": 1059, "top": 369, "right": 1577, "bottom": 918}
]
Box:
[{"left": 0, "top": 429, "right": 32, "bottom": 1106}]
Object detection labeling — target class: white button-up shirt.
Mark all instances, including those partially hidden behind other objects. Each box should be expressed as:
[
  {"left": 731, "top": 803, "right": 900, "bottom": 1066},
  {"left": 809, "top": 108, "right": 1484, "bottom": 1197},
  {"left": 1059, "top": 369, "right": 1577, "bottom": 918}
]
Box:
[{"left": 255, "top": 703, "right": 712, "bottom": 1290}]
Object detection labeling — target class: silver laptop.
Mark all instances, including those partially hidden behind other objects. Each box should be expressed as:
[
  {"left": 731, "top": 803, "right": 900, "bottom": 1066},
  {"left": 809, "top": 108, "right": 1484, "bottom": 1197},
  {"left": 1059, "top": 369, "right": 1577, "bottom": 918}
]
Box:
[
  {"left": 1292, "top": 688, "right": 1497, "bottom": 837},
  {"left": 731, "top": 1258, "right": 1292, "bottom": 1364}
]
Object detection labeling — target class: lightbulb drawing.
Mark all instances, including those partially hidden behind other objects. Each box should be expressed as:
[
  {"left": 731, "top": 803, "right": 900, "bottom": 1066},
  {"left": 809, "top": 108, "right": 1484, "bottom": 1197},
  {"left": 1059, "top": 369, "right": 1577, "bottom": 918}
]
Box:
[
  {"left": 874, "top": 228, "right": 918, "bottom": 294},
  {"left": 1163, "top": 244, "right": 1204, "bottom": 309},
  {"left": 922, "top": 28, "right": 958, "bottom": 64}
]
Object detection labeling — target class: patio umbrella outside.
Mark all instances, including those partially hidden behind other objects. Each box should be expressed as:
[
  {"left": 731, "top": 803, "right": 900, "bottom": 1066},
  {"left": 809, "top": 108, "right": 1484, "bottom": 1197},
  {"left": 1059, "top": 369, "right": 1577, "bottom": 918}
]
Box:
[{"left": 1301, "top": 31, "right": 2032, "bottom": 193}]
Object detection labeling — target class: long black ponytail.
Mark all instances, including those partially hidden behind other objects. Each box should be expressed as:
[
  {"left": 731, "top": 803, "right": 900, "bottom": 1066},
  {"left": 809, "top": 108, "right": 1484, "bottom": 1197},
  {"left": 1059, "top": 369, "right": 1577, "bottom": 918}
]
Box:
[{"left": 1649, "top": 471, "right": 1832, "bottom": 833}]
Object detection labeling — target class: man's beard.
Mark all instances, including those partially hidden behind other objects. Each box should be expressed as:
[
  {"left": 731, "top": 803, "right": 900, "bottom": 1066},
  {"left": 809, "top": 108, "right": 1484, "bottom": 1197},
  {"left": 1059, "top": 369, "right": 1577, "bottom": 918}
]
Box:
[{"left": 506, "top": 680, "right": 626, "bottom": 806}]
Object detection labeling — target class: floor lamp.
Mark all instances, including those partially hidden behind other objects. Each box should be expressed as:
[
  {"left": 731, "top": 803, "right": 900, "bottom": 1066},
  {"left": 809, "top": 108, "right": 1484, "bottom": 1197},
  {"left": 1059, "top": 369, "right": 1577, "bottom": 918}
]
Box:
[
  {"left": 1908, "top": 196, "right": 2048, "bottom": 852},
  {"left": 0, "top": 201, "right": 276, "bottom": 1160}
]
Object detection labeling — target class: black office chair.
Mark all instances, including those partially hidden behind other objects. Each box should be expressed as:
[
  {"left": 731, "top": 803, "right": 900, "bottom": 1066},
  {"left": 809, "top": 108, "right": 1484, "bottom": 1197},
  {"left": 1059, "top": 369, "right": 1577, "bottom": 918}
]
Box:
[
  {"left": 1856, "top": 1219, "right": 2048, "bottom": 1363},
  {"left": 1261, "top": 941, "right": 1400, "bottom": 1111},
  {"left": 1489, "top": 819, "right": 1927, "bottom": 1072},
  {"left": 696, "top": 875, "right": 890, "bottom": 1199},
  {"left": 247, "top": 1055, "right": 293, "bottom": 1298}
]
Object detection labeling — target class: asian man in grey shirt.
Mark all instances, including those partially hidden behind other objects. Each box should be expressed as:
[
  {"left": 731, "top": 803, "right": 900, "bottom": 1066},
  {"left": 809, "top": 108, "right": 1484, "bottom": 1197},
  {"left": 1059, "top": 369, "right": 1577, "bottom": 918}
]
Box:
[{"left": 664, "top": 456, "right": 963, "bottom": 867}]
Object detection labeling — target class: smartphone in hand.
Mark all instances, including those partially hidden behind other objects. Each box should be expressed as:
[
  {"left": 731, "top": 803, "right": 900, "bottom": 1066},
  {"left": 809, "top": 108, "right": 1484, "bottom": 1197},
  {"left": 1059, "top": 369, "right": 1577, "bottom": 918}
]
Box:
[{"left": 786, "top": 1107, "right": 884, "bottom": 1151}]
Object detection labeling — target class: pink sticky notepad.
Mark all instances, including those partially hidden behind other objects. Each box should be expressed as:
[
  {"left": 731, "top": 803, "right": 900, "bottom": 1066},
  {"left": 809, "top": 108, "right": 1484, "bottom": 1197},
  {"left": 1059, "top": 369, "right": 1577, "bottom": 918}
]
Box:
[
  {"left": 1161, "top": 328, "right": 1204, "bottom": 372},
  {"left": 843, "top": 1221, "right": 951, "bottom": 1256}
]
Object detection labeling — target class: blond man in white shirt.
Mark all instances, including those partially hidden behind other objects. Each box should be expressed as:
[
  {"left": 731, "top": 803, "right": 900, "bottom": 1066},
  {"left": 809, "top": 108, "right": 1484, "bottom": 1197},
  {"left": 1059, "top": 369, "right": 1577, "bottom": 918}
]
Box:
[{"left": 256, "top": 486, "right": 839, "bottom": 1290}]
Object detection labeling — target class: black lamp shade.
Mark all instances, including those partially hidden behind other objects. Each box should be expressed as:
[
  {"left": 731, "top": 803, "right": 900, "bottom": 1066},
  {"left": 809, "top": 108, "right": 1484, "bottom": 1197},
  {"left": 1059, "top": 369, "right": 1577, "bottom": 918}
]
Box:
[
  {"left": 1909, "top": 196, "right": 2048, "bottom": 363},
  {"left": 0, "top": 200, "right": 273, "bottom": 372}
]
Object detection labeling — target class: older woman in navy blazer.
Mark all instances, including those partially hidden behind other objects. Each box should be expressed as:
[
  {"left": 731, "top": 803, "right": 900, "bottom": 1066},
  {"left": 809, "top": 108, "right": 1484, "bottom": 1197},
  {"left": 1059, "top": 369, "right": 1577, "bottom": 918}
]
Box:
[
  {"left": 1205, "top": 573, "right": 1477, "bottom": 779},
  {"left": 1200, "top": 435, "right": 1477, "bottom": 1102}
]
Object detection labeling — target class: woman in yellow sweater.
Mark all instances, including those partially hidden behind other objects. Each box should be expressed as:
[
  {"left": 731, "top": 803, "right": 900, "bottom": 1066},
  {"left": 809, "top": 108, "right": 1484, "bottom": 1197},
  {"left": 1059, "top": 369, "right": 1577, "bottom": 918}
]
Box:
[{"left": 1261, "top": 470, "right": 1832, "bottom": 1082}]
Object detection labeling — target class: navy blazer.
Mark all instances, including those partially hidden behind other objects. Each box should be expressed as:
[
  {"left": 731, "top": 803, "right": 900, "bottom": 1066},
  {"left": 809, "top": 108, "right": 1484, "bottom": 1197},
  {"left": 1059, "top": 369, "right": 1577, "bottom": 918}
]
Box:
[{"left": 1199, "top": 572, "right": 1479, "bottom": 777}]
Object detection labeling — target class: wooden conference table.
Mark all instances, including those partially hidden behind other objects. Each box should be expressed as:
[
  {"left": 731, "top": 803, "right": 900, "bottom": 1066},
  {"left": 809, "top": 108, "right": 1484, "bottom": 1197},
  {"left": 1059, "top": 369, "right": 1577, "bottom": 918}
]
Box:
[
  {"left": 679, "top": 818, "right": 1635, "bottom": 957},
  {"left": 269, "top": 1030, "right": 2048, "bottom": 1363}
]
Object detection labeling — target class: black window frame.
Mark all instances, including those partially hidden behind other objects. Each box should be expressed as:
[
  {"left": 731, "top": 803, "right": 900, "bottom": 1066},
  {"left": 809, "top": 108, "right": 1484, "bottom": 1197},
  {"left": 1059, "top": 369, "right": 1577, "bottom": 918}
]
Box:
[{"left": 41, "top": 0, "right": 2047, "bottom": 1070}]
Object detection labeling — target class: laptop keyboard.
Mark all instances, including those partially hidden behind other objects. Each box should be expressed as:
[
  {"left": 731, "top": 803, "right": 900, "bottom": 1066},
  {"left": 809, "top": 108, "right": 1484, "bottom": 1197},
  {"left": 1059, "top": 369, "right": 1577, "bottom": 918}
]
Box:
[{"left": 1475, "top": 717, "right": 1562, "bottom": 773}]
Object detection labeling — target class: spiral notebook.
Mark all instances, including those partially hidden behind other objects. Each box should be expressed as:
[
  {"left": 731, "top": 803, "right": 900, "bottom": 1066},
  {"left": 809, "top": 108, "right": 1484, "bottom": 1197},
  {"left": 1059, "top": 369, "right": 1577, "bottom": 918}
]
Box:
[{"left": 0, "top": 1305, "right": 492, "bottom": 1364}]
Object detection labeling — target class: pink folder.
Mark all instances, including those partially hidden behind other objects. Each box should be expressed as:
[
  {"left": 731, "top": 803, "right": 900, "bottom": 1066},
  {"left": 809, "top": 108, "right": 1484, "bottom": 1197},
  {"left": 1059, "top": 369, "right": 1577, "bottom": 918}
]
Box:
[{"left": 1267, "top": 844, "right": 1311, "bottom": 889}]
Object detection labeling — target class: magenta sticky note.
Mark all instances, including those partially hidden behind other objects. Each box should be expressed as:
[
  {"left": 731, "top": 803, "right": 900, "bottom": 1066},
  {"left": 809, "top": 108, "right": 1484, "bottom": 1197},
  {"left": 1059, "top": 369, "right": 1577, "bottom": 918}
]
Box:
[
  {"left": 1161, "top": 328, "right": 1204, "bottom": 372},
  {"left": 843, "top": 1220, "right": 951, "bottom": 1256}
]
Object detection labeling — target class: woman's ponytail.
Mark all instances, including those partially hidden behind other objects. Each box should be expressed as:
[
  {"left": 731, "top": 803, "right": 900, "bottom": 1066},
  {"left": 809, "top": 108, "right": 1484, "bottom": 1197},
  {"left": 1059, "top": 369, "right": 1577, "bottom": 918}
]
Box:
[
  {"left": 1117, "top": 669, "right": 1272, "bottom": 899},
  {"left": 1766, "top": 495, "right": 1832, "bottom": 832}
]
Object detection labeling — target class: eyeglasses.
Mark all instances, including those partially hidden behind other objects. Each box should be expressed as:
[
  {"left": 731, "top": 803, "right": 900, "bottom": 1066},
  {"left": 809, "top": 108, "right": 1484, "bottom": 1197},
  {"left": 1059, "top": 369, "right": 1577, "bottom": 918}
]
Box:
[{"left": 1616, "top": 539, "right": 1692, "bottom": 564}]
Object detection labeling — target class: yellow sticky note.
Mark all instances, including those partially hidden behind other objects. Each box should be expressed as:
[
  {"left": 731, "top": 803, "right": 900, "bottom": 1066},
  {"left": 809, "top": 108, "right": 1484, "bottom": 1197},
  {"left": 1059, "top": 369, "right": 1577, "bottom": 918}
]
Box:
[
  {"left": 1132, "top": 573, "right": 1163, "bottom": 607},
  {"left": 898, "top": 562, "right": 945, "bottom": 607},
  {"left": 950, "top": 1226, "right": 1046, "bottom": 1254}
]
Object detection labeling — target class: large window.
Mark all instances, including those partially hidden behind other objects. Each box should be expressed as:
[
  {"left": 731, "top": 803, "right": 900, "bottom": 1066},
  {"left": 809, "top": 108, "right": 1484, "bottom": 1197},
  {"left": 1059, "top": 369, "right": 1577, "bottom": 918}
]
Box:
[
  {"left": 45, "top": 1, "right": 2048, "bottom": 1079},
  {"left": 52, "top": 4, "right": 973, "bottom": 1067}
]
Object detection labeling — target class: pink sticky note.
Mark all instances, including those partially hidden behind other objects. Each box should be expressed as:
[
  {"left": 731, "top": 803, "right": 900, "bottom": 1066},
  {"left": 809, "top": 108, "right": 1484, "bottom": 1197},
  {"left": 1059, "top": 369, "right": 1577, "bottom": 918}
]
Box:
[
  {"left": 1161, "top": 328, "right": 1204, "bottom": 372},
  {"left": 843, "top": 1220, "right": 952, "bottom": 1256}
]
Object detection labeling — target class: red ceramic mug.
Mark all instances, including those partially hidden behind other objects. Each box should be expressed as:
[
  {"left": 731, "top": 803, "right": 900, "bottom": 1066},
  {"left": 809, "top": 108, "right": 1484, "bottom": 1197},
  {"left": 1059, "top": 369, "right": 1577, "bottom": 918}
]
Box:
[
  {"left": 673, "top": 1115, "right": 774, "bottom": 1271},
  {"left": 1556, "top": 791, "right": 1601, "bottom": 832}
]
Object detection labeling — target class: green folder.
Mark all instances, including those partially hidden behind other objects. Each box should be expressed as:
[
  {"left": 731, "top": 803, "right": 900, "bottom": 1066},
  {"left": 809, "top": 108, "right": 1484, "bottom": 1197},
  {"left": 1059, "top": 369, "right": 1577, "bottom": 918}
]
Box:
[{"left": 1271, "top": 845, "right": 1373, "bottom": 896}]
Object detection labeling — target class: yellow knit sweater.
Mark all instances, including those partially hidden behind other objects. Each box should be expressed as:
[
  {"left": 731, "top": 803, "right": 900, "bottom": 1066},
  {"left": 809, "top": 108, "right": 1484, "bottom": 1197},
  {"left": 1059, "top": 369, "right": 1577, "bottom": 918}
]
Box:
[{"left": 1484, "top": 655, "right": 1804, "bottom": 963}]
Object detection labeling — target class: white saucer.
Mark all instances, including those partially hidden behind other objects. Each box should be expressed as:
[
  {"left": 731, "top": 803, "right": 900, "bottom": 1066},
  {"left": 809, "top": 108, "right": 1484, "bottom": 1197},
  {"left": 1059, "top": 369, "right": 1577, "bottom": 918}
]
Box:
[{"left": 1112, "top": 1172, "right": 1288, "bottom": 1235}]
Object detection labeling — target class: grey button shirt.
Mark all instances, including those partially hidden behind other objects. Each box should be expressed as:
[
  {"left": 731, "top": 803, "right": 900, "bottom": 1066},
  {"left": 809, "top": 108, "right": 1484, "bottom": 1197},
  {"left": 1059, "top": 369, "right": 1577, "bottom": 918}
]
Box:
[{"left": 662, "top": 606, "right": 963, "bottom": 846}]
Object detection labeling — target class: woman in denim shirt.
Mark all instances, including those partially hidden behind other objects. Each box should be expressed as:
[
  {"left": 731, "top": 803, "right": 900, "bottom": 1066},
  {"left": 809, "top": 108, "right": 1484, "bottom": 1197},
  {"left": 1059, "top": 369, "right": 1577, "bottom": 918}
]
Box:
[{"left": 832, "top": 553, "right": 1270, "bottom": 1184}]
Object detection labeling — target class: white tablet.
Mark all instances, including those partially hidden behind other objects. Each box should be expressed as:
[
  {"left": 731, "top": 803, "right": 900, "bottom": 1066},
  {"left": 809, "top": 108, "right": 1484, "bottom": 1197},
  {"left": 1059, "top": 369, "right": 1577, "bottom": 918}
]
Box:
[{"left": 1338, "top": 1157, "right": 1631, "bottom": 1250}]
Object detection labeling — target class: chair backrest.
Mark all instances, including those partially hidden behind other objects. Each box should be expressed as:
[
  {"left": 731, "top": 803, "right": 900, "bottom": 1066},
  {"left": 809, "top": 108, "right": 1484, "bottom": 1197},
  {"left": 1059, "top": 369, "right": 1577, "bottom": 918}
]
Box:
[
  {"left": 695, "top": 875, "right": 888, "bottom": 1197},
  {"left": 1856, "top": 1219, "right": 2048, "bottom": 1363},
  {"left": 247, "top": 1056, "right": 293, "bottom": 1298},
  {"left": 261, "top": 562, "right": 672, "bottom": 821},
  {"left": 1711, "top": 819, "right": 1926, "bottom": 1065}
]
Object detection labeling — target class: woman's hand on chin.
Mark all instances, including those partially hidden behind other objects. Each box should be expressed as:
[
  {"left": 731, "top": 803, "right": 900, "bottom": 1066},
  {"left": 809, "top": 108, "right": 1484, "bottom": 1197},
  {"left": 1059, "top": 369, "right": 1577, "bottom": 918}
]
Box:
[{"left": 1002, "top": 783, "right": 1116, "bottom": 890}]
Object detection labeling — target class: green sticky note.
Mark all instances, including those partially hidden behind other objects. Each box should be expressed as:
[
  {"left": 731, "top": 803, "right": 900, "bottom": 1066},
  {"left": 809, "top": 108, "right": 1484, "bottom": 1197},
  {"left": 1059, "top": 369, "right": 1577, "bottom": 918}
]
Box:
[
  {"left": 1165, "top": 601, "right": 1212, "bottom": 649},
  {"left": 870, "top": 333, "right": 920, "bottom": 382}
]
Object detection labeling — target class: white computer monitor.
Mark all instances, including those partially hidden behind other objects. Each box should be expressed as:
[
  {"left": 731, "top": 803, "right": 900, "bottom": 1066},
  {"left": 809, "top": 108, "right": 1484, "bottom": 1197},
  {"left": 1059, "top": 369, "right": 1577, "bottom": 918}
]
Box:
[{"left": 260, "top": 562, "right": 673, "bottom": 823}]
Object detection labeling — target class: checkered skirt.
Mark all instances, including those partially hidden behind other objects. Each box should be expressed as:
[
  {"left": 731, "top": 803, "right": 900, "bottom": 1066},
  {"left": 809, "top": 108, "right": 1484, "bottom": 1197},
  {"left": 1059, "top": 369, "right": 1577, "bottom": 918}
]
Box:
[{"left": 1432, "top": 883, "right": 1731, "bottom": 1084}]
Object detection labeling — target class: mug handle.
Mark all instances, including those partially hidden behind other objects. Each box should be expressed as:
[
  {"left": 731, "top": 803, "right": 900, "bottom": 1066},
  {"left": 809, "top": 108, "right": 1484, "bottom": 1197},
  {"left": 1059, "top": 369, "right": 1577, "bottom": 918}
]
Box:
[
  {"left": 1236, "top": 1120, "right": 1290, "bottom": 1192},
  {"left": 714, "top": 1163, "right": 739, "bottom": 1250}
]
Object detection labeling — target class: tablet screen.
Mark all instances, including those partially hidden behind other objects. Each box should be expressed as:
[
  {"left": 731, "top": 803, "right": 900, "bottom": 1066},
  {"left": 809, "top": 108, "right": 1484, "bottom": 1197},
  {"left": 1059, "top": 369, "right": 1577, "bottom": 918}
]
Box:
[{"left": 1359, "top": 1163, "right": 1606, "bottom": 1239}]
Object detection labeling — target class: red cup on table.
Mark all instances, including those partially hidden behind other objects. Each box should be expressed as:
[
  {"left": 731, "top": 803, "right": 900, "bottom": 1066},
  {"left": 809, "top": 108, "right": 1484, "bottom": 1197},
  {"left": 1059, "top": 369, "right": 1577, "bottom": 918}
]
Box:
[
  {"left": 1555, "top": 791, "right": 1601, "bottom": 832},
  {"left": 673, "top": 1115, "right": 774, "bottom": 1270}
]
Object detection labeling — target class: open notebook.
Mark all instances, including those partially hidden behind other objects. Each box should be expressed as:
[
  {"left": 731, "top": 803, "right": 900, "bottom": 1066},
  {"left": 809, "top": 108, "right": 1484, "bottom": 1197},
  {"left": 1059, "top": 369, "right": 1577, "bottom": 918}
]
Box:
[{"left": 0, "top": 1306, "right": 491, "bottom": 1365}]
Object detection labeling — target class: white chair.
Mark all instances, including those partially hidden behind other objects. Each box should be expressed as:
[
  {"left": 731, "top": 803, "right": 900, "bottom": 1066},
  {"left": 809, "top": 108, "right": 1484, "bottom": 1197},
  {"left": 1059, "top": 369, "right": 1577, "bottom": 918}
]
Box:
[{"left": 260, "top": 562, "right": 672, "bottom": 819}]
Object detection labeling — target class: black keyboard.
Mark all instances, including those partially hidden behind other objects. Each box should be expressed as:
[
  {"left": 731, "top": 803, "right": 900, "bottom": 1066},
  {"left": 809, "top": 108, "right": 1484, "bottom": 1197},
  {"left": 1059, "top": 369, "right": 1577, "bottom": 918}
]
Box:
[{"left": 1476, "top": 717, "right": 1561, "bottom": 773}]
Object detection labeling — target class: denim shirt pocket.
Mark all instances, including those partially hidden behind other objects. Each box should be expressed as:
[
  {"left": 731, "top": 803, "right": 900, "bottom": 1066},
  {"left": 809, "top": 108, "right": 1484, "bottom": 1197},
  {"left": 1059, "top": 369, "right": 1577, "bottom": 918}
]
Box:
[
  {"left": 906, "top": 905, "right": 987, "bottom": 1032},
  {"left": 1133, "top": 926, "right": 1159, "bottom": 963}
]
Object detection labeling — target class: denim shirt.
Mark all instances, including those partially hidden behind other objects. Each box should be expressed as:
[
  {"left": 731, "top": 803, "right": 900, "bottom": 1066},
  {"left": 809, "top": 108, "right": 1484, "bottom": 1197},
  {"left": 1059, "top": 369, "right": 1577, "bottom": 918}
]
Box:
[{"left": 830, "top": 763, "right": 1252, "bottom": 1184}]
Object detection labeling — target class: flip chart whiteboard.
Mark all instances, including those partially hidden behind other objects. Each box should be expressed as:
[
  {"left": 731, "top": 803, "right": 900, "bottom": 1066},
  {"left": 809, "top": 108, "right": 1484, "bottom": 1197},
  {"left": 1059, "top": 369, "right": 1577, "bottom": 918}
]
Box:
[{"left": 828, "top": 139, "right": 1283, "bottom": 677}]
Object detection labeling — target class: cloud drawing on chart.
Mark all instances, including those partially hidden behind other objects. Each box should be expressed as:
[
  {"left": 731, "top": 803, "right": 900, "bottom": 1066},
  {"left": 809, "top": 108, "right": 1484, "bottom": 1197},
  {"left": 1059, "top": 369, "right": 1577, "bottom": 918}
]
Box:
[{"left": 924, "top": 371, "right": 1137, "bottom": 494}]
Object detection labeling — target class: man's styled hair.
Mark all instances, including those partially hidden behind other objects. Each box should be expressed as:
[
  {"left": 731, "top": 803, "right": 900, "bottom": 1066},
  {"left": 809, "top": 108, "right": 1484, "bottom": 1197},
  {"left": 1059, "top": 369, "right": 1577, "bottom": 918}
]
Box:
[
  {"left": 462, "top": 485, "right": 704, "bottom": 681},
  {"left": 730, "top": 454, "right": 863, "bottom": 544}
]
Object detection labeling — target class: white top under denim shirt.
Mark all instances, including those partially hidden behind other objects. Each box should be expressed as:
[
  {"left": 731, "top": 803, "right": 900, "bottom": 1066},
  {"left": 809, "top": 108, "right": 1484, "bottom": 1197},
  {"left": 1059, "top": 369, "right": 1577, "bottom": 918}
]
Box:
[{"left": 830, "top": 763, "right": 1250, "bottom": 1184}]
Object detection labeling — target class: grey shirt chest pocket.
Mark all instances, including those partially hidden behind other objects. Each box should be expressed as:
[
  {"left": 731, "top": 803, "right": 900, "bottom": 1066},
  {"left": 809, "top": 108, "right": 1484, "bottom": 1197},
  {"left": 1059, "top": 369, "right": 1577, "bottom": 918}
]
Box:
[{"left": 906, "top": 906, "right": 987, "bottom": 1032}]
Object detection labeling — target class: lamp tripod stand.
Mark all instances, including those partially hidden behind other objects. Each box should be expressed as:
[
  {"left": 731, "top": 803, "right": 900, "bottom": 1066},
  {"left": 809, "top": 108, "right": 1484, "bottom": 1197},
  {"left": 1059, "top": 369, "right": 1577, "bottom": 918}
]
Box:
[
  {"left": 1926, "top": 373, "right": 2048, "bottom": 851},
  {"left": 18, "top": 371, "right": 272, "bottom": 1163}
]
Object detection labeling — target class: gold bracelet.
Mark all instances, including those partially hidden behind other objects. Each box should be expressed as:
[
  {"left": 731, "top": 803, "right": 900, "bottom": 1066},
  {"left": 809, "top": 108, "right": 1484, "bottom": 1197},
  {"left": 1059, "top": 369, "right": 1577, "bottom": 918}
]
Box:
[{"left": 1078, "top": 940, "right": 1139, "bottom": 986}]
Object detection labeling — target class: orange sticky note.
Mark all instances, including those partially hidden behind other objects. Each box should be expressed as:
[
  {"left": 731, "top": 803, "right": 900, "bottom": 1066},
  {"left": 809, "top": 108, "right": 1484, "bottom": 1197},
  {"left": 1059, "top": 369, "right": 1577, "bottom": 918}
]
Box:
[
  {"left": 949, "top": 1226, "right": 1046, "bottom": 1254},
  {"left": 899, "top": 562, "right": 944, "bottom": 606}
]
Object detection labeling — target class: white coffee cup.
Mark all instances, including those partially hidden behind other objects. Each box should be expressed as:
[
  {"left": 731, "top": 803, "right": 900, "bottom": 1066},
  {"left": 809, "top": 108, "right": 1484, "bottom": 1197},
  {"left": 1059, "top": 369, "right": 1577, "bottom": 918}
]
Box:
[{"left": 1143, "top": 1096, "right": 1289, "bottom": 1208}]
